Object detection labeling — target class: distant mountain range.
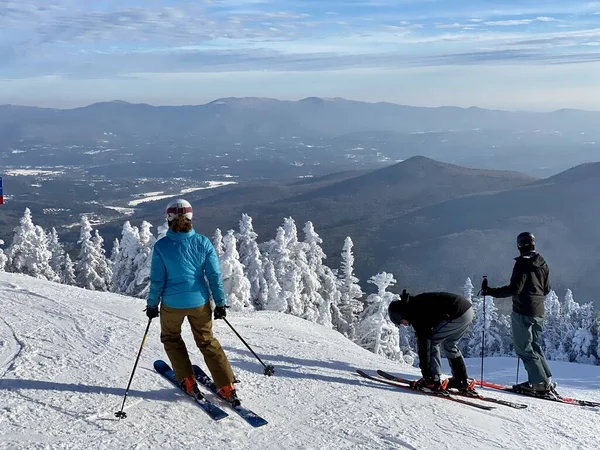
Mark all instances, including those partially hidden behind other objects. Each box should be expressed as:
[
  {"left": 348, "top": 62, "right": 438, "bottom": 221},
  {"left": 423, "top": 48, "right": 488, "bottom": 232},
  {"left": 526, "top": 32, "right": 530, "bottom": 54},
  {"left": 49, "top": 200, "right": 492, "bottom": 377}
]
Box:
[
  {"left": 3, "top": 97, "right": 600, "bottom": 143},
  {"left": 122, "top": 155, "right": 600, "bottom": 308}
]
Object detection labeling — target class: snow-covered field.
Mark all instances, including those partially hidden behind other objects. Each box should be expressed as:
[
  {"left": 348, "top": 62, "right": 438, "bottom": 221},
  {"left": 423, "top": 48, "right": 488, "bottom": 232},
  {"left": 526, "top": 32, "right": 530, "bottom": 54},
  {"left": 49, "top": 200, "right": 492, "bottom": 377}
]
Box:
[
  {"left": 0, "top": 272, "right": 599, "bottom": 450},
  {"left": 127, "top": 182, "right": 238, "bottom": 206}
]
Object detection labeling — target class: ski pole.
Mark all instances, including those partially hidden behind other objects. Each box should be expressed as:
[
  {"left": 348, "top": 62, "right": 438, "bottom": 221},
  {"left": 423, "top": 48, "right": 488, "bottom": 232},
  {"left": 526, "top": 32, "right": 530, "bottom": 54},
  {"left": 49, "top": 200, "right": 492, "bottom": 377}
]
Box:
[
  {"left": 480, "top": 277, "right": 487, "bottom": 388},
  {"left": 115, "top": 318, "right": 153, "bottom": 420},
  {"left": 516, "top": 359, "right": 520, "bottom": 384},
  {"left": 222, "top": 317, "right": 275, "bottom": 376}
]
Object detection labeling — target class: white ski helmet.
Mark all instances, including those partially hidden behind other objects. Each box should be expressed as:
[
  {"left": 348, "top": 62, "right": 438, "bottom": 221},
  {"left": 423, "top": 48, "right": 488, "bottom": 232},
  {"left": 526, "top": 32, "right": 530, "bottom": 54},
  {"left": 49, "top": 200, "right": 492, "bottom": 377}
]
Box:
[{"left": 165, "top": 198, "right": 193, "bottom": 221}]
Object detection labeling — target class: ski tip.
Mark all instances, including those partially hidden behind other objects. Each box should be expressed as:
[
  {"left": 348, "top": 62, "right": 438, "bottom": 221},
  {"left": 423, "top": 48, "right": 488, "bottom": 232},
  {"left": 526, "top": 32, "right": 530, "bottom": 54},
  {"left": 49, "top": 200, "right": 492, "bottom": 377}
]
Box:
[{"left": 153, "top": 359, "right": 169, "bottom": 372}]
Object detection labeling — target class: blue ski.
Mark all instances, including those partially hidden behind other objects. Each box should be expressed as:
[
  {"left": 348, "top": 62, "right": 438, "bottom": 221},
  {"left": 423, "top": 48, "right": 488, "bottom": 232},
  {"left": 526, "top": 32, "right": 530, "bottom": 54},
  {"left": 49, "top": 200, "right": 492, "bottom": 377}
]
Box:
[
  {"left": 192, "top": 365, "right": 268, "bottom": 428},
  {"left": 154, "top": 360, "right": 229, "bottom": 421}
]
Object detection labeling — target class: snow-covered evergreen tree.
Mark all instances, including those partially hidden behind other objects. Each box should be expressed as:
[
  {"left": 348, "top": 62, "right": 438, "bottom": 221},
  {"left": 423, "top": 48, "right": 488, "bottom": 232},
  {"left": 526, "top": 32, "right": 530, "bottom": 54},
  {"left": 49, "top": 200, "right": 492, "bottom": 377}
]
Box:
[
  {"left": 337, "top": 237, "right": 364, "bottom": 338},
  {"left": 62, "top": 253, "right": 76, "bottom": 286},
  {"left": 6, "top": 208, "right": 56, "bottom": 281},
  {"left": 47, "top": 228, "right": 66, "bottom": 281},
  {"left": 0, "top": 239, "right": 7, "bottom": 271},
  {"left": 354, "top": 272, "right": 402, "bottom": 361},
  {"left": 110, "top": 238, "right": 120, "bottom": 266},
  {"left": 268, "top": 225, "right": 303, "bottom": 315},
  {"left": 398, "top": 323, "right": 418, "bottom": 365},
  {"left": 75, "top": 215, "right": 108, "bottom": 291},
  {"left": 467, "top": 295, "right": 506, "bottom": 357},
  {"left": 543, "top": 290, "right": 565, "bottom": 360},
  {"left": 463, "top": 277, "right": 475, "bottom": 303},
  {"left": 111, "top": 221, "right": 141, "bottom": 294},
  {"left": 237, "top": 214, "right": 267, "bottom": 309},
  {"left": 128, "top": 221, "right": 155, "bottom": 298},
  {"left": 262, "top": 257, "right": 286, "bottom": 312},
  {"left": 157, "top": 221, "right": 169, "bottom": 240},
  {"left": 212, "top": 228, "right": 225, "bottom": 257},
  {"left": 92, "top": 229, "right": 113, "bottom": 291},
  {"left": 219, "top": 230, "right": 252, "bottom": 311},
  {"left": 572, "top": 302, "right": 598, "bottom": 364}
]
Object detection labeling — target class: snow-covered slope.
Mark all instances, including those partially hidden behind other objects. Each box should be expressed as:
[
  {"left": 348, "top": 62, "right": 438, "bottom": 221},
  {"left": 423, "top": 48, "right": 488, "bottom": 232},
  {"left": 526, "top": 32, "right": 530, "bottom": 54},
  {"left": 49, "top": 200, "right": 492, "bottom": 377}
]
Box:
[{"left": 1, "top": 272, "right": 599, "bottom": 450}]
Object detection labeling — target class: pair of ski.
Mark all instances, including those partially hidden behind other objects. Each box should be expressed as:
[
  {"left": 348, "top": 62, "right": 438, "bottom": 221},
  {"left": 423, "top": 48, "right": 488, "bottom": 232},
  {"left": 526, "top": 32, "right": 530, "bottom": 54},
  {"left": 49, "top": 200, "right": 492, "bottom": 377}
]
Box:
[
  {"left": 154, "top": 359, "right": 268, "bottom": 427},
  {"left": 357, "top": 369, "right": 528, "bottom": 411},
  {"left": 473, "top": 379, "right": 600, "bottom": 408}
]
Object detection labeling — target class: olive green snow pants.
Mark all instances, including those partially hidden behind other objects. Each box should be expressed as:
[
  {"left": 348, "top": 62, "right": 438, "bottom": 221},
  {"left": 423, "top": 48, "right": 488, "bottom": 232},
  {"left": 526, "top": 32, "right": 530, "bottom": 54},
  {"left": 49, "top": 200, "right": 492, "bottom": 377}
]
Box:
[
  {"left": 160, "top": 303, "right": 235, "bottom": 388},
  {"left": 511, "top": 311, "right": 552, "bottom": 384}
]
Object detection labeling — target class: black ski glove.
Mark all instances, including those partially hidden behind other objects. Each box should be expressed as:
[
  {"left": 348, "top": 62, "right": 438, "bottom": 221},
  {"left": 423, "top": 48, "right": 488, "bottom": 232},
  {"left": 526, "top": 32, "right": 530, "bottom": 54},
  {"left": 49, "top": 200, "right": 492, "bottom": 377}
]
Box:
[
  {"left": 145, "top": 306, "right": 159, "bottom": 319},
  {"left": 214, "top": 306, "right": 228, "bottom": 320},
  {"left": 481, "top": 277, "right": 489, "bottom": 295}
]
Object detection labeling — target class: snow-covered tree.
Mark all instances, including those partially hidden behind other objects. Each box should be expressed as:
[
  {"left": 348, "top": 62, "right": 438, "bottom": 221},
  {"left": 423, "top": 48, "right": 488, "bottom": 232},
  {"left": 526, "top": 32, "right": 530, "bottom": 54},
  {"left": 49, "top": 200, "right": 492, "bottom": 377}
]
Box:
[
  {"left": 110, "top": 238, "right": 121, "bottom": 265},
  {"left": 572, "top": 302, "right": 598, "bottom": 364},
  {"left": 262, "top": 258, "right": 286, "bottom": 312},
  {"left": 463, "top": 277, "right": 475, "bottom": 303},
  {"left": 111, "top": 221, "right": 141, "bottom": 294},
  {"left": 219, "top": 230, "right": 252, "bottom": 311},
  {"left": 0, "top": 239, "right": 7, "bottom": 271},
  {"left": 62, "top": 253, "right": 76, "bottom": 286},
  {"left": 467, "top": 295, "right": 506, "bottom": 357},
  {"left": 157, "top": 221, "right": 169, "bottom": 240},
  {"left": 543, "top": 290, "right": 565, "bottom": 360},
  {"left": 337, "top": 237, "right": 364, "bottom": 338},
  {"left": 398, "top": 323, "right": 418, "bottom": 365},
  {"left": 212, "top": 228, "right": 225, "bottom": 257},
  {"left": 47, "top": 228, "right": 66, "bottom": 281},
  {"left": 75, "top": 215, "right": 109, "bottom": 291},
  {"left": 267, "top": 225, "right": 303, "bottom": 315},
  {"left": 128, "top": 221, "right": 155, "bottom": 297},
  {"left": 6, "top": 208, "right": 56, "bottom": 281},
  {"left": 92, "top": 229, "right": 113, "bottom": 291},
  {"left": 237, "top": 214, "right": 267, "bottom": 309},
  {"left": 354, "top": 272, "right": 402, "bottom": 361}
]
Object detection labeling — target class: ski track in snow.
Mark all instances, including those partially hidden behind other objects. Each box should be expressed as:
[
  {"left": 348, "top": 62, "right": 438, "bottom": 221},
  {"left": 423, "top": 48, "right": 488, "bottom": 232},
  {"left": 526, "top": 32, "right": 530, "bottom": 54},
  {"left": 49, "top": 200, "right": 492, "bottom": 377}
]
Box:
[{"left": 1, "top": 272, "right": 600, "bottom": 450}]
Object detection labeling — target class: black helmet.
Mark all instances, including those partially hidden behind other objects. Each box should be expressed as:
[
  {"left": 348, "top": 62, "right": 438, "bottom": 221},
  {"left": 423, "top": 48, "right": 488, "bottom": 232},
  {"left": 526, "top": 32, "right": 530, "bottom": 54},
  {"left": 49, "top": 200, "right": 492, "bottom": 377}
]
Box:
[
  {"left": 388, "top": 300, "right": 404, "bottom": 326},
  {"left": 517, "top": 232, "right": 535, "bottom": 251},
  {"left": 388, "top": 289, "right": 410, "bottom": 325}
]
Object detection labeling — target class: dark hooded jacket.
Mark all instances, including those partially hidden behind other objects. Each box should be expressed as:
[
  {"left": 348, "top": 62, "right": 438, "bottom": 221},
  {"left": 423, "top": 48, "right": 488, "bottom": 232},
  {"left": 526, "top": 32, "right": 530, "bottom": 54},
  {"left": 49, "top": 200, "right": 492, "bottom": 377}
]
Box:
[
  {"left": 486, "top": 251, "right": 550, "bottom": 318},
  {"left": 392, "top": 292, "right": 472, "bottom": 380}
]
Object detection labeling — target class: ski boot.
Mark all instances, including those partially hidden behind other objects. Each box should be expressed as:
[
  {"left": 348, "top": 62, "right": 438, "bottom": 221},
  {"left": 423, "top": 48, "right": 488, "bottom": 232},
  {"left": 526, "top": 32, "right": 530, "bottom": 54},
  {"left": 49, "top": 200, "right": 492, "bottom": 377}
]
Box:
[
  {"left": 217, "top": 383, "right": 241, "bottom": 407},
  {"left": 447, "top": 378, "right": 478, "bottom": 396},
  {"left": 180, "top": 376, "right": 203, "bottom": 399},
  {"left": 513, "top": 380, "right": 558, "bottom": 399}
]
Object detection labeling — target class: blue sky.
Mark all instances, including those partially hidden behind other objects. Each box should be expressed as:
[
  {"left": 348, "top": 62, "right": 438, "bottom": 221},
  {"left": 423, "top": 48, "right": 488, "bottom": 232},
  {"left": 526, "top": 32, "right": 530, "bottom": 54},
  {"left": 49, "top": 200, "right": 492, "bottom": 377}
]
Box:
[{"left": 2, "top": 0, "right": 600, "bottom": 110}]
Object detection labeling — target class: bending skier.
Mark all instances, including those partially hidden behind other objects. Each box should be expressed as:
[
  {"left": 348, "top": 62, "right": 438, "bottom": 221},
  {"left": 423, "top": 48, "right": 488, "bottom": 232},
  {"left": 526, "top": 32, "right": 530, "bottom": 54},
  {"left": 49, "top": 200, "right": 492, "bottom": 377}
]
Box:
[
  {"left": 146, "top": 198, "right": 240, "bottom": 405},
  {"left": 388, "top": 291, "right": 475, "bottom": 393},
  {"left": 482, "top": 232, "right": 553, "bottom": 395}
]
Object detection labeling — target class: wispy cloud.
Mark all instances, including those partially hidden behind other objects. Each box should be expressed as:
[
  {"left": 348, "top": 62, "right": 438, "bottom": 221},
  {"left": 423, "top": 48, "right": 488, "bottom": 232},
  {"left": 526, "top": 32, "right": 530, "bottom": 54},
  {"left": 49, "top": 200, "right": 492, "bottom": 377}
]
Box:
[{"left": 2, "top": 0, "right": 600, "bottom": 109}]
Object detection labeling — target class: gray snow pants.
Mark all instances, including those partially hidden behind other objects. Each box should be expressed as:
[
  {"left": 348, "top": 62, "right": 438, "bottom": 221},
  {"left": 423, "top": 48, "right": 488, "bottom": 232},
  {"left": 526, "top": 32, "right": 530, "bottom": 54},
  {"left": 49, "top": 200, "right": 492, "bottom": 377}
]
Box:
[
  {"left": 511, "top": 311, "right": 552, "bottom": 384},
  {"left": 429, "top": 307, "right": 474, "bottom": 380}
]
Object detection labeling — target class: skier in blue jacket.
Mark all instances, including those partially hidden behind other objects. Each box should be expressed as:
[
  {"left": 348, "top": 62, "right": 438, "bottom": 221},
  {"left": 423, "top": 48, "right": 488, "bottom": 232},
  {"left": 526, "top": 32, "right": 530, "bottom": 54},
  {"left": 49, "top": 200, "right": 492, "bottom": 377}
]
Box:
[{"left": 146, "top": 198, "right": 239, "bottom": 405}]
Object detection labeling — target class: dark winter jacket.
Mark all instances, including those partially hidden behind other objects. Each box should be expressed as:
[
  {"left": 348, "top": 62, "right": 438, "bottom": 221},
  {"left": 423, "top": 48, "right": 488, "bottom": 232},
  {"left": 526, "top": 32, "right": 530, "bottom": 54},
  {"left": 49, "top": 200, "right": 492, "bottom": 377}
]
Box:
[
  {"left": 394, "top": 292, "right": 472, "bottom": 380},
  {"left": 486, "top": 251, "right": 550, "bottom": 318}
]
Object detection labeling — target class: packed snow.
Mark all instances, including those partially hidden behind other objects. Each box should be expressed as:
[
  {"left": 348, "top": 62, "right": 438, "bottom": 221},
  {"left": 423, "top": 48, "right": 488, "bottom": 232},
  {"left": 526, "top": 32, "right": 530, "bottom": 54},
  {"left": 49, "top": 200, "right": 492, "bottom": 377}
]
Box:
[{"left": 1, "top": 272, "right": 599, "bottom": 450}]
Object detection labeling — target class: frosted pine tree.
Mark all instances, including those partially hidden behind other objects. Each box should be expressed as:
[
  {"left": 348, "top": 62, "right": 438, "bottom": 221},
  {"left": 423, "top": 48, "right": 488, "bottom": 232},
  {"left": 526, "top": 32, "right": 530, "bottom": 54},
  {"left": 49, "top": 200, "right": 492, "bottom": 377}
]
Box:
[
  {"left": 268, "top": 225, "right": 302, "bottom": 315},
  {"left": 212, "top": 228, "right": 225, "bottom": 257},
  {"left": 110, "top": 238, "right": 121, "bottom": 266},
  {"left": 463, "top": 277, "right": 475, "bottom": 303},
  {"left": 75, "top": 215, "right": 108, "bottom": 291},
  {"left": 543, "top": 291, "right": 564, "bottom": 360},
  {"left": 467, "top": 295, "right": 505, "bottom": 357},
  {"left": 354, "top": 272, "right": 402, "bottom": 360},
  {"left": 129, "top": 221, "right": 156, "bottom": 297},
  {"left": 262, "top": 257, "right": 286, "bottom": 312},
  {"left": 219, "top": 230, "right": 252, "bottom": 311},
  {"left": 571, "top": 302, "right": 598, "bottom": 364},
  {"left": 337, "top": 237, "right": 364, "bottom": 338},
  {"left": 398, "top": 323, "right": 418, "bottom": 365},
  {"left": 92, "top": 229, "right": 113, "bottom": 291},
  {"left": 157, "top": 221, "right": 169, "bottom": 240},
  {"left": 0, "top": 239, "right": 7, "bottom": 271},
  {"left": 62, "top": 253, "right": 76, "bottom": 285},
  {"left": 47, "top": 228, "right": 66, "bottom": 281},
  {"left": 111, "top": 222, "right": 141, "bottom": 294},
  {"left": 6, "top": 208, "right": 56, "bottom": 281},
  {"left": 558, "top": 289, "right": 581, "bottom": 361},
  {"left": 302, "top": 221, "right": 336, "bottom": 328},
  {"left": 237, "top": 214, "right": 267, "bottom": 309}
]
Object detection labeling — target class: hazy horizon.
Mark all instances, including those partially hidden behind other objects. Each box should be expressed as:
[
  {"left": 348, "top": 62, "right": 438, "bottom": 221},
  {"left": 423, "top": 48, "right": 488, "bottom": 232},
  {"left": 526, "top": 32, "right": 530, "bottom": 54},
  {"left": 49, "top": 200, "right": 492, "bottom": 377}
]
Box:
[{"left": 2, "top": 1, "right": 600, "bottom": 111}]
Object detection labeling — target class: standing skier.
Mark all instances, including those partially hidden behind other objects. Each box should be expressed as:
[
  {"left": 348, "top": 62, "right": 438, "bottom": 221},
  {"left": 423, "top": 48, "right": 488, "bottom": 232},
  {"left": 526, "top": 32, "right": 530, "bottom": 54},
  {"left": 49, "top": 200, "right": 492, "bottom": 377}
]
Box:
[
  {"left": 482, "top": 232, "right": 553, "bottom": 395},
  {"left": 146, "top": 198, "right": 240, "bottom": 405},
  {"left": 388, "top": 291, "right": 475, "bottom": 393}
]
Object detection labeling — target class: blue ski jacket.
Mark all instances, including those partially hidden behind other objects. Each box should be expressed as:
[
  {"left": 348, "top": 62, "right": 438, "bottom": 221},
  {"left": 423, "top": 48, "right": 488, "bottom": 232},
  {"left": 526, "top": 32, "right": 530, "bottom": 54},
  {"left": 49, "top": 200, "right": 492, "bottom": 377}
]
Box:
[{"left": 147, "top": 229, "right": 226, "bottom": 309}]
